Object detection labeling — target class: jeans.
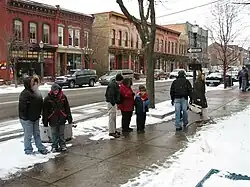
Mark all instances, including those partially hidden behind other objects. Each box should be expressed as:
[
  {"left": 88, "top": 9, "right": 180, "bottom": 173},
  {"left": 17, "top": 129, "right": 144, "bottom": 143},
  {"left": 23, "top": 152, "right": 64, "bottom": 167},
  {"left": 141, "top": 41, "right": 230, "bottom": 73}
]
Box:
[
  {"left": 242, "top": 79, "right": 247, "bottom": 91},
  {"left": 107, "top": 103, "right": 117, "bottom": 134},
  {"left": 20, "top": 119, "right": 46, "bottom": 154},
  {"left": 174, "top": 98, "right": 188, "bottom": 128},
  {"left": 51, "top": 124, "right": 66, "bottom": 149},
  {"left": 121, "top": 111, "right": 133, "bottom": 131}
]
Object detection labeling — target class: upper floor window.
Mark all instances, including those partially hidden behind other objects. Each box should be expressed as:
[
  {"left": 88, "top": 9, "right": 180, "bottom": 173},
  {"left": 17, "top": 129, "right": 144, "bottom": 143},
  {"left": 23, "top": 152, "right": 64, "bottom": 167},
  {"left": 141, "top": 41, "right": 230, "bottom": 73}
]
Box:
[
  {"left": 118, "top": 30, "right": 122, "bottom": 46},
  {"left": 58, "top": 26, "right": 64, "bottom": 45},
  {"left": 111, "top": 29, "right": 115, "bottom": 45},
  {"left": 156, "top": 39, "right": 159, "bottom": 51},
  {"left": 160, "top": 40, "right": 164, "bottom": 52},
  {"left": 171, "top": 42, "right": 174, "bottom": 54},
  {"left": 75, "top": 30, "right": 80, "bottom": 47},
  {"left": 14, "top": 20, "right": 23, "bottom": 41},
  {"left": 84, "top": 31, "right": 89, "bottom": 47},
  {"left": 29, "top": 22, "right": 37, "bottom": 43},
  {"left": 43, "top": 24, "right": 50, "bottom": 44},
  {"left": 136, "top": 35, "right": 139, "bottom": 48},
  {"left": 165, "top": 40, "right": 167, "bottom": 53},
  {"left": 131, "top": 35, "right": 134, "bottom": 48},
  {"left": 125, "top": 32, "right": 128, "bottom": 47},
  {"left": 168, "top": 41, "right": 171, "bottom": 53},
  {"left": 68, "top": 29, "right": 73, "bottom": 46},
  {"left": 175, "top": 42, "right": 178, "bottom": 54}
]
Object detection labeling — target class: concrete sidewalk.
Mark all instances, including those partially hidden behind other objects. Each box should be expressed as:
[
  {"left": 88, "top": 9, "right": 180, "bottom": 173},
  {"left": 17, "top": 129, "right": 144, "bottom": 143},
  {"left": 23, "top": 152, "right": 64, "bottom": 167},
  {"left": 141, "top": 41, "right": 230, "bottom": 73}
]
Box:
[{"left": 1, "top": 88, "right": 249, "bottom": 187}]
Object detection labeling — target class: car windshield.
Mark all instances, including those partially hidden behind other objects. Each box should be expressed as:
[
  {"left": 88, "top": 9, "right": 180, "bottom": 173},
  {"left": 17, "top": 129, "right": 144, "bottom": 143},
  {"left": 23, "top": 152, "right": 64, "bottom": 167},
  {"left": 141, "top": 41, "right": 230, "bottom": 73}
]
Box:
[
  {"left": 208, "top": 73, "right": 221, "bottom": 77},
  {"left": 66, "top": 70, "right": 77, "bottom": 76},
  {"left": 105, "top": 71, "right": 118, "bottom": 76}
]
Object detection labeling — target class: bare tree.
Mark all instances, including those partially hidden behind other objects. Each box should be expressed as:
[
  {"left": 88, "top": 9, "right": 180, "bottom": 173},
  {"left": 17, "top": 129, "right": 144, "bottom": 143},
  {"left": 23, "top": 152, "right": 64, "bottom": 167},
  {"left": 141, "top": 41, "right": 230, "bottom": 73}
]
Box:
[
  {"left": 116, "top": 0, "right": 156, "bottom": 108},
  {"left": 208, "top": 3, "right": 242, "bottom": 88}
]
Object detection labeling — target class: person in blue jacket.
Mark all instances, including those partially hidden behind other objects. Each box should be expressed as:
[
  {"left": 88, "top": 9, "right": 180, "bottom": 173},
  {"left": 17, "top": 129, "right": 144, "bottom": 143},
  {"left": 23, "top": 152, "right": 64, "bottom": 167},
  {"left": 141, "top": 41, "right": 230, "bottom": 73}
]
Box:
[{"left": 134, "top": 85, "right": 150, "bottom": 133}]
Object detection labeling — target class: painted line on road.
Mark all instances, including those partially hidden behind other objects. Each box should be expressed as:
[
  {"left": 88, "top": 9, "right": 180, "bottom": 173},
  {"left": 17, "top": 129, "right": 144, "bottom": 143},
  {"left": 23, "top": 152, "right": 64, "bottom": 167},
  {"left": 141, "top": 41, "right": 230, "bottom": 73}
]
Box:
[{"left": 0, "top": 101, "right": 18, "bottom": 105}]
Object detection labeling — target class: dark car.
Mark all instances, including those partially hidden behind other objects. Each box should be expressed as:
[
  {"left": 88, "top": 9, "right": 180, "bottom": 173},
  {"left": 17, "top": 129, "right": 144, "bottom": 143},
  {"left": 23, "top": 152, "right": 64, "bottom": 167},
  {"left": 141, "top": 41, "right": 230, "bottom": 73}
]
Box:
[
  {"left": 154, "top": 69, "right": 168, "bottom": 80},
  {"left": 55, "top": 69, "right": 98, "bottom": 88}
]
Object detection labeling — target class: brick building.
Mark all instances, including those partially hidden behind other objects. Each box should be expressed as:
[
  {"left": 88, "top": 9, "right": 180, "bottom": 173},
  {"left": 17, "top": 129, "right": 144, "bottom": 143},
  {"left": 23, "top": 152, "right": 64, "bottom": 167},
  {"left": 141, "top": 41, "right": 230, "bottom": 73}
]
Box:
[
  {"left": 0, "top": 0, "right": 94, "bottom": 81},
  {"left": 92, "top": 11, "right": 188, "bottom": 75},
  {"left": 165, "top": 22, "right": 209, "bottom": 68}
]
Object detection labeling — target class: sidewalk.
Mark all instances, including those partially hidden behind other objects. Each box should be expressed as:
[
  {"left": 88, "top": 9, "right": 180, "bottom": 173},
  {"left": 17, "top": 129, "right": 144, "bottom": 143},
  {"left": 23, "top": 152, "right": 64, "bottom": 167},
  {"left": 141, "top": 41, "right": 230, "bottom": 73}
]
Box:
[{"left": 0, "top": 87, "right": 248, "bottom": 187}]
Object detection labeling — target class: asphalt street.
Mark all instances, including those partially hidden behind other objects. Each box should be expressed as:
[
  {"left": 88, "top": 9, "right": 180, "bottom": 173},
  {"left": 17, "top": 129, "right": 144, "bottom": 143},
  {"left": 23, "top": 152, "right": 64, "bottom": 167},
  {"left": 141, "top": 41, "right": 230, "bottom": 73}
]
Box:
[{"left": 0, "top": 80, "right": 174, "bottom": 121}]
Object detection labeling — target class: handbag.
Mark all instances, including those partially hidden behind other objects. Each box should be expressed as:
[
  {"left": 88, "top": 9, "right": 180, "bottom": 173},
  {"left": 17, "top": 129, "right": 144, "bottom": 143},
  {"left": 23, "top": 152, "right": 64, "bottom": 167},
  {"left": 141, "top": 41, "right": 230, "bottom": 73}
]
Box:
[{"left": 189, "top": 103, "right": 202, "bottom": 114}]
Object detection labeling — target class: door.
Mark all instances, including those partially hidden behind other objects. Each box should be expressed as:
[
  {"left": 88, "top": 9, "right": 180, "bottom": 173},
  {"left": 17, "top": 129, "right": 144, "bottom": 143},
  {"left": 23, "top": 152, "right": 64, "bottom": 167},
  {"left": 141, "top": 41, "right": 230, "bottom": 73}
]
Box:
[
  {"left": 75, "top": 70, "right": 84, "bottom": 85},
  {"left": 81, "top": 70, "right": 91, "bottom": 84}
]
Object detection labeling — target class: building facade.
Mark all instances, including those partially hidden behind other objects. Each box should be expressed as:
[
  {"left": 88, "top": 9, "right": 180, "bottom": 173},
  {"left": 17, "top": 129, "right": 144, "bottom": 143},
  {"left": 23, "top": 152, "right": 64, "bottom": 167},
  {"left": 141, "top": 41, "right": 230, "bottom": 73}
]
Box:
[
  {"left": 165, "top": 22, "right": 209, "bottom": 68},
  {"left": 0, "top": 0, "right": 94, "bottom": 80},
  {"left": 92, "top": 11, "right": 188, "bottom": 76}
]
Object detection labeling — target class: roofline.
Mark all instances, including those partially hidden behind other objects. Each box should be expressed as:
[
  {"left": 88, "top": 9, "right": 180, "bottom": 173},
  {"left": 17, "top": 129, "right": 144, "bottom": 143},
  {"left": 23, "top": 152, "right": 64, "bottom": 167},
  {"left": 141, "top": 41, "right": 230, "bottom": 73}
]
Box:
[{"left": 93, "top": 11, "right": 181, "bottom": 35}]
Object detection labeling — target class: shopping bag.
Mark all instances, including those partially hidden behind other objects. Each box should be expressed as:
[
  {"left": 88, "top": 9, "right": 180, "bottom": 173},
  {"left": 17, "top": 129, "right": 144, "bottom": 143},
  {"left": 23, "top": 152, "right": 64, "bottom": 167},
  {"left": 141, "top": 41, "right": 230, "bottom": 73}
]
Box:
[
  {"left": 189, "top": 103, "right": 202, "bottom": 114},
  {"left": 40, "top": 126, "right": 52, "bottom": 143},
  {"left": 64, "top": 123, "right": 73, "bottom": 141}
]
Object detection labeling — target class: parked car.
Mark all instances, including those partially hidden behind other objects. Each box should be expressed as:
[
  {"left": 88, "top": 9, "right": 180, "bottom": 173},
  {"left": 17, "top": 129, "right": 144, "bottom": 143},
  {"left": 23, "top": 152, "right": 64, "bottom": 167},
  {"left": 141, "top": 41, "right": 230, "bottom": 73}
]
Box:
[
  {"left": 205, "top": 72, "right": 223, "bottom": 86},
  {"left": 169, "top": 69, "right": 186, "bottom": 79},
  {"left": 99, "top": 69, "right": 134, "bottom": 85},
  {"left": 154, "top": 69, "right": 168, "bottom": 80},
  {"left": 55, "top": 69, "right": 98, "bottom": 88},
  {"left": 227, "top": 71, "right": 238, "bottom": 82}
]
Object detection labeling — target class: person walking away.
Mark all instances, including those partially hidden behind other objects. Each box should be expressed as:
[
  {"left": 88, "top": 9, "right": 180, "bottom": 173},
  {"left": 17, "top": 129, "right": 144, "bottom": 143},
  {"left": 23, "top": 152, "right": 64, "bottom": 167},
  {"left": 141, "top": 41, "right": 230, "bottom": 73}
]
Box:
[
  {"left": 105, "top": 74, "right": 124, "bottom": 138},
  {"left": 42, "top": 83, "right": 73, "bottom": 152},
  {"left": 241, "top": 67, "right": 248, "bottom": 92},
  {"left": 118, "top": 78, "right": 135, "bottom": 133},
  {"left": 238, "top": 68, "right": 243, "bottom": 90},
  {"left": 170, "top": 70, "right": 193, "bottom": 131},
  {"left": 18, "top": 75, "right": 48, "bottom": 155},
  {"left": 135, "top": 85, "right": 149, "bottom": 133},
  {"left": 193, "top": 71, "right": 209, "bottom": 121}
]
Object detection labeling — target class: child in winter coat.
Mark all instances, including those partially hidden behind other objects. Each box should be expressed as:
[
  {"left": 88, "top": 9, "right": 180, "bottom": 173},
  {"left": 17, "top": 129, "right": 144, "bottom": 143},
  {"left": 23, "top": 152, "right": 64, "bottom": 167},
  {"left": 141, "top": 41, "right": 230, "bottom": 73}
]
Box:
[
  {"left": 134, "top": 85, "right": 149, "bottom": 133},
  {"left": 42, "top": 83, "right": 73, "bottom": 153}
]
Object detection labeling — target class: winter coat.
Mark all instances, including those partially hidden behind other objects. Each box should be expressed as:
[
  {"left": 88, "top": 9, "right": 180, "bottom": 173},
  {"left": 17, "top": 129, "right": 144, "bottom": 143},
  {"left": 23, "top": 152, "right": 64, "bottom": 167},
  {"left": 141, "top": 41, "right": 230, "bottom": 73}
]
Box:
[
  {"left": 118, "top": 83, "right": 134, "bottom": 112},
  {"left": 134, "top": 91, "right": 149, "bottom": 114},
  {"left": 105, "top": 79, "right": 121, "bottom": 106},
  {"left": 18, "top": 76, "right": 43, "bottom": 122},
  {"left": 42, "top": 85, "right": 72, "bottom": 127},
  {"left": 242, "top": 69, "right": 248, "bottom": 80},
  {"left": 193, "top": 79, "right": 208, "bottom": 108},
  {"left": 170, "top": 74, "right": 193, "bottom": 102}
]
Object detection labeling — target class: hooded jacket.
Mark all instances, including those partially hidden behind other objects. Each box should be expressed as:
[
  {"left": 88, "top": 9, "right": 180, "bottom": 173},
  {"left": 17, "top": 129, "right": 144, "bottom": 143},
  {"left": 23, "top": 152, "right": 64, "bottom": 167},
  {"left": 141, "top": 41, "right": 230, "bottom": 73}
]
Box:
[
  {"left": 118, "top": 83, "right": 134, "bottom": 111},
  {"left": 42, "top": 83, "right": 72, "bottom": 127},
  {"left": 18, "top": 76, "right": 43, "bottom": 121}
]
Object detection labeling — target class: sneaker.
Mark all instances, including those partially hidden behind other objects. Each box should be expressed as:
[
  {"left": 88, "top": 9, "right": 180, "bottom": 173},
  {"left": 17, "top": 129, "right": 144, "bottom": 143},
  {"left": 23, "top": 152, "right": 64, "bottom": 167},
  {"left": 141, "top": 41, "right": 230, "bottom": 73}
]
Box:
[
  {"left": 109, "top": 133, "right": 120, "bottom": 138},
  {"left": 60, "top": 147, "right": 67, "bottom": 152},
  {"left": 176, "top": 127, "right": 182, "bottom": 131},
  {"left": 115, "top": 131, "right": 121, "bottom": 135},
  {"left": 51, "top": 148, "right": 60, "bottom": 153},
  {"left": 137, "top": 129, "right": 145, "bottom": 134},
  {"left": 25, "top": 151, "right": 34, "bottom": 155},
  {"left": 38, "top": 149, "right": 49, "bottom": 155}
]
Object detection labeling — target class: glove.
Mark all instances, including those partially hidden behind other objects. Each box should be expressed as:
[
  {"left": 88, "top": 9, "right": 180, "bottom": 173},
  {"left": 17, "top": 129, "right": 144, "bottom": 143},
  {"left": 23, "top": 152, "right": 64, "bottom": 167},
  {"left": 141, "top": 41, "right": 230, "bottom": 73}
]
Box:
[{"left": 171, "top": 100, "right": 174, "bottom": 106}]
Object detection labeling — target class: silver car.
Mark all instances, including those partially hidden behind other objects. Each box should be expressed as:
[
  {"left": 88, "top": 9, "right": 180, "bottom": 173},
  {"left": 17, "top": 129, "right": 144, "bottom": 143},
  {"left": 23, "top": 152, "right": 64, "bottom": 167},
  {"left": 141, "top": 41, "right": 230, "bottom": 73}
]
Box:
[{"left": 99, "top": 69, "right": 134, "bottom": 85}]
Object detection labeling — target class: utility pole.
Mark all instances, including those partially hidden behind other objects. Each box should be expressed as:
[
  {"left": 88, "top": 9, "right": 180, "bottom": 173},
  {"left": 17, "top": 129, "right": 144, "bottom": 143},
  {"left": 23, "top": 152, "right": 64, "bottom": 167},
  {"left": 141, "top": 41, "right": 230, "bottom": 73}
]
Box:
[{"left": 192, "top": 24, "right": 199, "bottom": 85}]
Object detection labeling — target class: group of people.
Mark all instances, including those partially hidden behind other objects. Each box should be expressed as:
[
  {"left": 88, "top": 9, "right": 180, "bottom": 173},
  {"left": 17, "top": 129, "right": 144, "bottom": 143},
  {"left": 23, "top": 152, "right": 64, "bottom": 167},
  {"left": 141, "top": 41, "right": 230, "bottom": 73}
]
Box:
[
  {"left": 18, "top": 75, "right": 73, "bottom": 155},
  {"left": 105, "top": 74, "right": 150, "bottom": 138},
  {"left": 238, "top": 66, "right": 249, "bottom": 92},
  {"left": 170, "top": 70, "right": 209, "bottom": 131}
]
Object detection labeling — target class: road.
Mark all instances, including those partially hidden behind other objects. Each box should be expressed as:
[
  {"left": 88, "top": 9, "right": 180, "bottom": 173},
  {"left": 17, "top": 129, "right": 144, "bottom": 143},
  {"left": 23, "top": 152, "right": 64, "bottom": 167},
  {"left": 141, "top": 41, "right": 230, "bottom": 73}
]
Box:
[{"left": 0, "top": 80, "right": 174, "bottom": 122}]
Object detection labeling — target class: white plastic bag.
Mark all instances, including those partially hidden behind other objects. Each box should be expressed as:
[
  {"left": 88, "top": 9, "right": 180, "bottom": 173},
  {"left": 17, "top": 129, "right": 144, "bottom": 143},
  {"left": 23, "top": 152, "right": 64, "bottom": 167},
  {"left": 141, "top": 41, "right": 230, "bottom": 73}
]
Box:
[
  {"left": 40, "top": 126, "right": 52, "bottom": 143},
  {"left": 189, "top": 103, "right": 202, "bottom": 114}
]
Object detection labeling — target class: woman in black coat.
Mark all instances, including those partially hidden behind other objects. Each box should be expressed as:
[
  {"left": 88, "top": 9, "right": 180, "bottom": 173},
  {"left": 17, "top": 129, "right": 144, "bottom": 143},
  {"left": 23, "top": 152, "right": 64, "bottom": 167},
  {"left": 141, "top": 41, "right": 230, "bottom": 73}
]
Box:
[{"left": 193, "top": 71, "right": 209, "bottom": 121}]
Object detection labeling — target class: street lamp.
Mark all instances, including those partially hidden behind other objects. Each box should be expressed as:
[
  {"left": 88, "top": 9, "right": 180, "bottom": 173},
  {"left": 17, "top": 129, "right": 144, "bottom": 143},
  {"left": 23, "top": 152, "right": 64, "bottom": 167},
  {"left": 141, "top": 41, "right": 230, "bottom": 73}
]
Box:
[
  {"left": 39, "top": 41, "right": 44, "bottom": 79},
  {"left": 192, "top": 24, "right": 199, "bottom": 84}
]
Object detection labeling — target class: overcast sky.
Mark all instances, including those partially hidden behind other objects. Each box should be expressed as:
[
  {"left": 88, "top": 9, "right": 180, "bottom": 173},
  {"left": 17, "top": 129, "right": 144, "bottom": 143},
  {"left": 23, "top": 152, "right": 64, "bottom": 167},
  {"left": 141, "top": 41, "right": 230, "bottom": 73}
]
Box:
[{"left": 38, "top": 0, "right": 250, "bottom": 47}]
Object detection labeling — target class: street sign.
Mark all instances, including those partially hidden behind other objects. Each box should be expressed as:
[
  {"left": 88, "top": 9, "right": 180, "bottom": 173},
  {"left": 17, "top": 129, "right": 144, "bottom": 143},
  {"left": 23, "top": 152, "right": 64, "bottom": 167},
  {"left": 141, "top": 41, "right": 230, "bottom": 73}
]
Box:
[{"left": 187, "top": 48, "right": 202, "bottom": 53}]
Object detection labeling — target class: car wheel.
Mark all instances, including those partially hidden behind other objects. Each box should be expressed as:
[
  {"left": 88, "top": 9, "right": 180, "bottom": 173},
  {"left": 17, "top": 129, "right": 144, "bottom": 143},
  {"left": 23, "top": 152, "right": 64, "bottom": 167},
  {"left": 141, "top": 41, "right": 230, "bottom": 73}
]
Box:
[
  {"left": 89, "top": 79, "right": 95, "bottom": 87},
  {"left": 69, "top": 81, "right": 75, "bottom": 88}
]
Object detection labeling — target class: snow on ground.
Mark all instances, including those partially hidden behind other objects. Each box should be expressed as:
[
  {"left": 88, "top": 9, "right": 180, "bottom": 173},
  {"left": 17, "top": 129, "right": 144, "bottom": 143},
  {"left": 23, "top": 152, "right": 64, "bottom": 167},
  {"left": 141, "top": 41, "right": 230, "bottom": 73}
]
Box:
[
  {"left": 120, "top": 106, "right": 250, "bottom": 187},
  {"left": 0, "top": 138, "right": 72, "bottom": 180},
  {"left": 147, "top": 100, "right": 173, "bottom": 117}
]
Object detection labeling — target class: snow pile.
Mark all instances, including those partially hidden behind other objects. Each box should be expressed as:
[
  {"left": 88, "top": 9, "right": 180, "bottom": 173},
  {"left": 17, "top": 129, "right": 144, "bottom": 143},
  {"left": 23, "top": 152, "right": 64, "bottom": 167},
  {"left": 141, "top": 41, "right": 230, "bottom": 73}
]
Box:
[
  {"left": 0, "top": 138, "right": 72, "bottom": 180},
  {"left": 74, "top": 114, "right": 174, "bottom": 141},
  {"left": 147, "top": 100, "right": 174, "bottom": 116},
  {"left": 121, "top": 106, "right": 250, "bottom": 187}
]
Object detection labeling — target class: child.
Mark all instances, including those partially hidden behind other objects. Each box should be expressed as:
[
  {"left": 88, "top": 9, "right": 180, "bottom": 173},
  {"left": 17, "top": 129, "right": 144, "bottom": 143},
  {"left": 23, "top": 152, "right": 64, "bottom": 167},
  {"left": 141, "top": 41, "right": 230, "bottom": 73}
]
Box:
[
  {"left": 42, "top": 83, "right": 73, "bottom": 153},
  {"left": 134, "top": 85, "right": 149, "bottom": 133}
]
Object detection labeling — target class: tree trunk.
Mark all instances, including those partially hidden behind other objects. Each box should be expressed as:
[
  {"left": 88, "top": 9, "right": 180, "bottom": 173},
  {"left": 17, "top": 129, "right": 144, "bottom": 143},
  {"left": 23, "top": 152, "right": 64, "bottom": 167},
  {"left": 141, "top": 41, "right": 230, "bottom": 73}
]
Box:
[
  {"left": 14, "top": 69, "right": 17, "bottom": 88},
  {"left": 146, "top": 46, "right": 155, "bottom": 108},
  {"left": 223, "top": 60, "right": 227, "bottom": 89}
]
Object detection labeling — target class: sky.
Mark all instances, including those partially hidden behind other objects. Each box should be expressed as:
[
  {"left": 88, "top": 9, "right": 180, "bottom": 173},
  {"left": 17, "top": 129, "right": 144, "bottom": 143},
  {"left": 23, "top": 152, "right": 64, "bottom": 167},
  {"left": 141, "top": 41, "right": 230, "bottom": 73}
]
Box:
[{"left": 37, "top": 0, "right": 250, "bottom": 47}]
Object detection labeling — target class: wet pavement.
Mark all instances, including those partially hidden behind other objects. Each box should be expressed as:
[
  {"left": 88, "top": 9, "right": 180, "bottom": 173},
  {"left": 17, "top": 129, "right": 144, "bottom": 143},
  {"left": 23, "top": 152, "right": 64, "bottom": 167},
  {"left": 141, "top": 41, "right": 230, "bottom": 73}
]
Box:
[{"left": 1, "top": 88, "right": 250, "bottom": 187}]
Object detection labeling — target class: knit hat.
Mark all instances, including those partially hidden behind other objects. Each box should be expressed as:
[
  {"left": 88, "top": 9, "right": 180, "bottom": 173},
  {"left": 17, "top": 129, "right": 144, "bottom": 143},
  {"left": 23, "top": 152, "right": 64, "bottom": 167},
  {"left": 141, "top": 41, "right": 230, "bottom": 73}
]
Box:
[
  {"left": 115, "top": 74, "right": 124, "bottom": 81},
  {"left": 51, "top": 83, "right": 61, "bottom": 92}
]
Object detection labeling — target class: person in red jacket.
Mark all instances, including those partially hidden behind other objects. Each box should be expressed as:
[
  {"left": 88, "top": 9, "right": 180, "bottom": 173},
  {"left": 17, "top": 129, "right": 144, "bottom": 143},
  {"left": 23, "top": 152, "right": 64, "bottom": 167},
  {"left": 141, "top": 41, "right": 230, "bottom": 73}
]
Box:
[{"left": 118, "top": 78, "right": 135, "bottom": 133}]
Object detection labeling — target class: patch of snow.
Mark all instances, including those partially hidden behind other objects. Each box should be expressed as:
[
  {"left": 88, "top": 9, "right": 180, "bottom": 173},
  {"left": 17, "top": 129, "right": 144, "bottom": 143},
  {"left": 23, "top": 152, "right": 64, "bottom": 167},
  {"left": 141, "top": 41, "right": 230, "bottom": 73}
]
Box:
[
  {"left": 0, "top": 138, "right": 72, "bottom": 180},
  {"left": 148, "top": 100, "right": 174, "bottom": 116},
  {"left": 203, "top": 173, "right": 250, "bottom": 187},
  {"left": 120, "top": 106, "right": 250, "bottom": 187}
]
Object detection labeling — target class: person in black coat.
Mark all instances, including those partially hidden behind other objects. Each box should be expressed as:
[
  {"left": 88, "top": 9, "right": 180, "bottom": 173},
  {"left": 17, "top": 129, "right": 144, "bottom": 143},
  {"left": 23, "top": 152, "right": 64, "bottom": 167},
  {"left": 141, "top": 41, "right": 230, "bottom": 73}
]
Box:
[
  {"left": 42, "top": 83, "right": 72, "bottom": 152},
  {"left": 18, "top": 75, "right": 48, "bottom": 155},
  {"left": 193, "top": 71, "right": 209, "bottom": 121}
]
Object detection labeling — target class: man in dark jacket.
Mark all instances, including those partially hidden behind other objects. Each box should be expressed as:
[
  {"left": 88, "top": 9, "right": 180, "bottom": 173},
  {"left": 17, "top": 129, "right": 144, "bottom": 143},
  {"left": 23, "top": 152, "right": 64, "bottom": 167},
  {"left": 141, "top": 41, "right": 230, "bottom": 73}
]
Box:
[
  {"left": 105, "top": 74, "right": 123, "bottom": 138},
  {"left": 170, "top": 70, "right": 193, "bottom": 131},
  {"left": 43, "top": 83, "right": 72, "bottom": 152},
  {"left": 18, "top": 76, "right": 48, "bottom": 155}
]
